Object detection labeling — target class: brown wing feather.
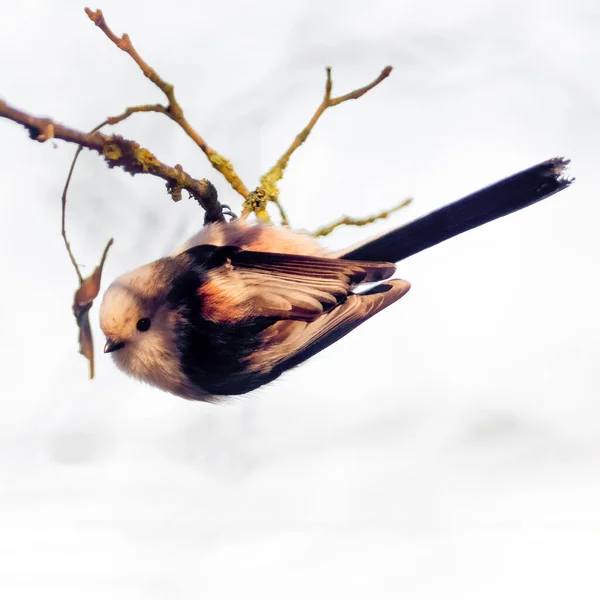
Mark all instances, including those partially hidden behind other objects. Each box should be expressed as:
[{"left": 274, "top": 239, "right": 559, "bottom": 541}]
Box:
[
  {"left": 198, "top": 249, "right": 398, "bottom": 322},
  {"left": 231, "top": 251, "right": 396, "bottom": 284},
  {"left": 250, "top": 279, "right": 412, "bottom": 373},
  {"left": 232, "top": 251, "right": 397, "bottom": 320}
]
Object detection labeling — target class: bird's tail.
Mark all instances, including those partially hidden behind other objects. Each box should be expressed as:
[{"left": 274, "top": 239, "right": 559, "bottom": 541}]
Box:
[{"left": 337, "top": 157, "right": 573, "bottom": 263}]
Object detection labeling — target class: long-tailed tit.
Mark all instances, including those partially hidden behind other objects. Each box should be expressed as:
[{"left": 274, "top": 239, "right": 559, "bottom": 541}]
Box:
[{"left": 100, "top": 158, "right": 572, "bottom": 401}]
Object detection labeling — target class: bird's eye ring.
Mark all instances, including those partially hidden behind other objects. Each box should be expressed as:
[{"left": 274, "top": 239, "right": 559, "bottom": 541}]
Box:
[{"left": 136, "top": 318, "right": 152, "bottom": 332}]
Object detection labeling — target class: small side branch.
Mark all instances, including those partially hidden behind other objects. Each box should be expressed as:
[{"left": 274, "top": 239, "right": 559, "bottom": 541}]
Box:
[
  {"left": 106, "top": 103, "right": 168, "bottom": 125},
  {"left": 85, "top": 7, "right": 250, "bottom": 198},
  {"left": 312, "top": 198, "right": 411, "bottom": 237},
  {"left": 260, "top": 66, "right": 393, "bottom": 218}
]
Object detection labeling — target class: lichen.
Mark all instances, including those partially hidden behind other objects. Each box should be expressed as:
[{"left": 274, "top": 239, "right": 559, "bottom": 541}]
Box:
[
  {"left": 260, "top": 167, "right": 283, "bottom": 199},
  {"left": 102, "top": 143, "right": 122, "bottom": 161},
  {"left": 135, "top": 147, "right": 161, "bottom": 172}
]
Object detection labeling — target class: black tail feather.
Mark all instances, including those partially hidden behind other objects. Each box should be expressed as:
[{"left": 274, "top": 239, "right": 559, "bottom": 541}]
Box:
[{"left": 340, "top": 157, "right": 573, "bottom": 263}]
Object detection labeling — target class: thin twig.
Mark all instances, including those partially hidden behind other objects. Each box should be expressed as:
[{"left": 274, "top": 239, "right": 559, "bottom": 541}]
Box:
[
  {"left": 61, "top": 145, "right": 87, "bottom": 284},
  {"left": 0, "top": 99, "right": 223, "bottom": 221},
  {"left": 106, "top": 103, "right": 168, "bottom": 125},
  {"left": 259, "top": 65, "right": 393, "bottom": 219},
  {"left": 271, "top": 197, "right": 290, "bottom": 227},
  {"left": 312, "top": 198, "right": 412, "bottom": 237},
  {"left": 85, "top": 7, "right": 250, "bottom": 198}
]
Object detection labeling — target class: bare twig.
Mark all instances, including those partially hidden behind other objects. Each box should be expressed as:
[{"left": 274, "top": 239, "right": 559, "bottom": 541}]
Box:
[
  {"left": 0, "top": 99, "right": 223, "bottom": 221},
  {"left": 259, "top": 66, "right": 393, "bottom": 221},
  {"left": 271, "top": 197, "right": 291, "bottom": 227},
  {"left": 106, "top": 103, "right": 168, "bottom": 125},
  {"left": 85, "top": 7, "right": 250, "bottom": 199},
  {"left": 312, "top": 198, "right": 412, "bottom": 237},
  {"left": 61, "top": 144, "right": 86, "bottom": 284}
]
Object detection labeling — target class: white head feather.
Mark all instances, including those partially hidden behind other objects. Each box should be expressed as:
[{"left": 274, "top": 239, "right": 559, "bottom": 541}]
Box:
[{"left": 99, "top": 261, "right": 190, "bottom": 398}]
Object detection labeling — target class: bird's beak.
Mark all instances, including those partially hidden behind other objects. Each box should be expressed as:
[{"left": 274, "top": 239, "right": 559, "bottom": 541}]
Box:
[{"left": 104, "top": 339, "right": 126, "bottom": 353}]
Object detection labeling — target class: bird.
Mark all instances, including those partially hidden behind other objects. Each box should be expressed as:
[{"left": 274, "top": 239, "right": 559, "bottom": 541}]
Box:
[{"left": 100, "top": 157, "right": 573, "bottom": 401}]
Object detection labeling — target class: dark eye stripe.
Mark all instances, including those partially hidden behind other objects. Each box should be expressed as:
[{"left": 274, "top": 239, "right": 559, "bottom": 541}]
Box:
[{"left": 136, "top": 318, "right": 151, "bottom": 332}]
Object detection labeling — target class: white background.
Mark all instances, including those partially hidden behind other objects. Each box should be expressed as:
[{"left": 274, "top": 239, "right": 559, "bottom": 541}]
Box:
[{"left": 1, "top": 0, "right": 599, "bottom": 598}]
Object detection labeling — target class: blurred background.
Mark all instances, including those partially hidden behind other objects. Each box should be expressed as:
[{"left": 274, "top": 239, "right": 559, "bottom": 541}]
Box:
[{"left": 1, "top": 0, "right": 599, "bottom": 597}]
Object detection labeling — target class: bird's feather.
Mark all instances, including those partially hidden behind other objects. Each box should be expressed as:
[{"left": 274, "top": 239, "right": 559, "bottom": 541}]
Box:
[
  {"left": 250, "top": 280, "right": 411, "bottom": 377},
  {"left": 184, "top": 245, "right": 398, "bottom": 321}
]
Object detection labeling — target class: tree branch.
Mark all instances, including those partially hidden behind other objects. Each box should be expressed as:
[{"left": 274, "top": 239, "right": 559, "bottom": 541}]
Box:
[
  {"left": 0, "top": 99, "right": 223, "bottom": 221},
  {"left": 85, "top": 7, "right": 250, "bottom": 199},
  {"left": 259, "top": 66, "right": 393, "bottom": 222}
]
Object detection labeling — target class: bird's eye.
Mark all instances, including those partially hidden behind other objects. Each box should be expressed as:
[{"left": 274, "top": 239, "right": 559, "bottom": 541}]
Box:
[{"left": 136, "top": 318, "right": 151, "bottom": 332}]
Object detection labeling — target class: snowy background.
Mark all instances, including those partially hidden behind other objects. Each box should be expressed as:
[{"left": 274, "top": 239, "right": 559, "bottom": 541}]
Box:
[{"left": 1, "top": 0, "right": 599, "bottom": 597}]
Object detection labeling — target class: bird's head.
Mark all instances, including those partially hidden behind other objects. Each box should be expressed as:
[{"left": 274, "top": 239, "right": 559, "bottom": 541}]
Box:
[{"left": 99, "top": 260, "right": 186, "bottom": 394}]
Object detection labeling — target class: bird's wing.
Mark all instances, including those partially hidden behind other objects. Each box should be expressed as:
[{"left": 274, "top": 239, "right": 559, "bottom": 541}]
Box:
[
  {"left": 183, "top": 245, "right": 399, "bottom": 321},
  {"left": 249, "top": 280, "right": 411, "bottom": 377}
]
